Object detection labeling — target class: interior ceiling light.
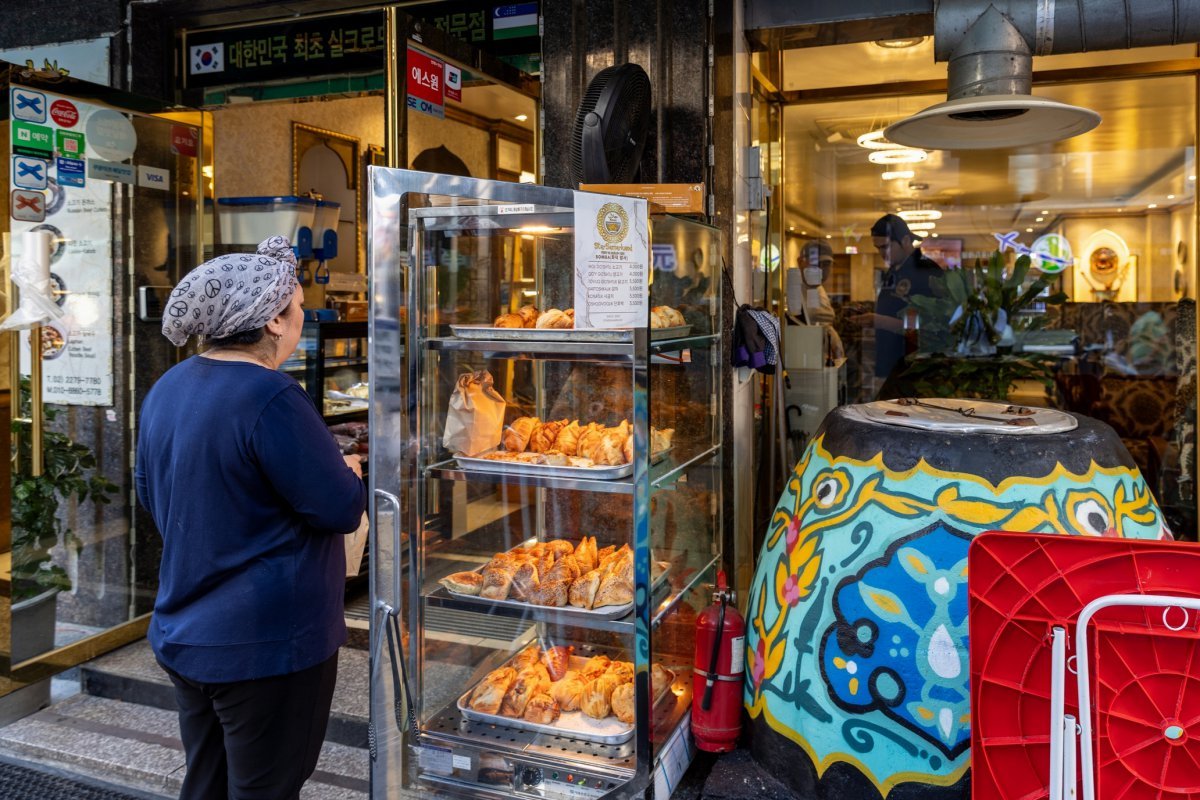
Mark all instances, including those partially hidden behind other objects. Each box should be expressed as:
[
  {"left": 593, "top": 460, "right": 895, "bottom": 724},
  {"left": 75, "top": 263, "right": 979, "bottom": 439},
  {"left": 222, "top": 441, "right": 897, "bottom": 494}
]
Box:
[
  {"left": 869, "top": 149, "right": 928, "bottom": 164},
  {"left": 882, "top": 170, "right": 915, "bottom": 180},
  {"left": 884, "top": 6, "right": 1100, "bottom": 150},
  {"left": 898, "top": 209, "right": 943, "bottom": 222},
  {"left": 874, "top": 37, "right": 925, "bottom": 49},
  {"left": 908, "top": 221, "right": 937, "bottom": 231},
  {"left": 1148, "top": 203, "right": 1158, "bottom": 209},
  {"left": 515, "top": 114, "right": 529, "bottom": 121},
  {"left": 857, "top": 130, "right": 903, "bottom": 150}
]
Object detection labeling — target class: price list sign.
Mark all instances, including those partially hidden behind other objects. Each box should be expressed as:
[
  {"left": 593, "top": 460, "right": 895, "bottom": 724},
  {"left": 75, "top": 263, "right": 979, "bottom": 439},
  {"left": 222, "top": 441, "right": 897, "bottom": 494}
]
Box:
[{"left": 572, "top": 192, "right": 649, "bottom": 329}]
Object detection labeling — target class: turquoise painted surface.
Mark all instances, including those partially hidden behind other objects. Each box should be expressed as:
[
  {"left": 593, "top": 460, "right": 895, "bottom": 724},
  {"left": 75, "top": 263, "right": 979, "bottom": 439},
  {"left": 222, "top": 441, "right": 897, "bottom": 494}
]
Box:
[{"left": 744, "top": 435, "right": 1168, "bottom": 796}]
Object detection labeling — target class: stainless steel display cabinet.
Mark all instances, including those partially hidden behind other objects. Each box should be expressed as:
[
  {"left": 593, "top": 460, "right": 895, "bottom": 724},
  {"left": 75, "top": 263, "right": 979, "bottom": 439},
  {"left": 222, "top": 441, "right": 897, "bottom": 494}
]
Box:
[{"left": 367, "top": 169, "right": 723, "bottom": 800}]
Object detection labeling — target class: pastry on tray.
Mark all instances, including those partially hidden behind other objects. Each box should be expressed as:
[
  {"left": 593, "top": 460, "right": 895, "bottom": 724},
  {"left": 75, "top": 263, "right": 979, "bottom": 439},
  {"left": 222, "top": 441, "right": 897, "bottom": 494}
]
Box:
[
  {"left": 439, "top": 571, "right": 484, "bottom": 596},
  {"left": 611, "top": 682, "right": 635, "bottom": 724},
  {"left": 535, "top": 309, "right": 572, "bottom": 329},
  {"left": 541, "top": 645, "right": 574, "bottom": 681},
  {"left": 468, "top": 666, "right": 517, "bottom": 715},
  {"left": 490, "top": 304, "right": 682, "bottom": 331}
]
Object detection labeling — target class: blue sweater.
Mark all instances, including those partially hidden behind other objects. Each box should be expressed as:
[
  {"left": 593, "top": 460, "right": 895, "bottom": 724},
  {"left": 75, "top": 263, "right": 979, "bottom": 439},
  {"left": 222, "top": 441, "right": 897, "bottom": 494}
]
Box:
[{"left": 135, "top": 356, "right": 367, "bottom": 682}]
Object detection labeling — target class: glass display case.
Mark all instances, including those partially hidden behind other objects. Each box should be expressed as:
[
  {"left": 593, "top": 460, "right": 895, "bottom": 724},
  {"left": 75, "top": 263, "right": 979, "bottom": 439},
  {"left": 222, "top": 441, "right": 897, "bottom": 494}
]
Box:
[
  {"left": 280, "top": 320, "right": 369, "bottom": 421},
  {"left": 367, "top": 170, "right": 723, "bottom": 800}
]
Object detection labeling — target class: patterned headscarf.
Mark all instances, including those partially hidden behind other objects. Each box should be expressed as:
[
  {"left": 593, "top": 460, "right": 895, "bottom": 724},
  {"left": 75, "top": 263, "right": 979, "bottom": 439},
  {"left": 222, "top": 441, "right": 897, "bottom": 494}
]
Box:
[{"left": 162, "top": 236, "right": 298, "bottom": 347}]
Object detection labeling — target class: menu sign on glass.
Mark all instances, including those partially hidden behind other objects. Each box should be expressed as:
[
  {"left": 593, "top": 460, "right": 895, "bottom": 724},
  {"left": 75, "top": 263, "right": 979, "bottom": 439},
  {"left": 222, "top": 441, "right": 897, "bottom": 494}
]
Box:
[{"left": 572, "top": 192, "right": 649, "bottom": 329}]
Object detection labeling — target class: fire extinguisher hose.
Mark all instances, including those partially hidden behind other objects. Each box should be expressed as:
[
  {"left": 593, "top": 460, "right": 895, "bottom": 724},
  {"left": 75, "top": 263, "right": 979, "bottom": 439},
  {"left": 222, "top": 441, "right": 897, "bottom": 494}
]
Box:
[{"left": 701, "top": 591, "right": 728, "bottom": 711}]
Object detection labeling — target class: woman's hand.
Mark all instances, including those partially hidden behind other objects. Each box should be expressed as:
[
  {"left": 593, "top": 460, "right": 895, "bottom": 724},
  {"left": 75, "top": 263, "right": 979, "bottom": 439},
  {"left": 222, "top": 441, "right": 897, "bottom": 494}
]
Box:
[{"left": 343, "top": 454, "right": 363, "bottom": 478}]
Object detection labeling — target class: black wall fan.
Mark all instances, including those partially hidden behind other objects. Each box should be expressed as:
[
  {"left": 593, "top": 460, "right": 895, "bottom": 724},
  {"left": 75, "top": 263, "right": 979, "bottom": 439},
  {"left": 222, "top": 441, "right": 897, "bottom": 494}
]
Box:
[{"left": 570, "top": 63, "right": 652, "bottom": 186}]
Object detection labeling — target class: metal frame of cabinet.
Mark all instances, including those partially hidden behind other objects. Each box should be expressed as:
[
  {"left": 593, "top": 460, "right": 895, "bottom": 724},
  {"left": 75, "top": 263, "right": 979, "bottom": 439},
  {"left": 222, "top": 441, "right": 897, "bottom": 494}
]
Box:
[
  {"left": 367, "top": 169, "right": 723, "bottom": 800},
  {"left": 280, "top": 320, "right": 368, "bottom": 421}
]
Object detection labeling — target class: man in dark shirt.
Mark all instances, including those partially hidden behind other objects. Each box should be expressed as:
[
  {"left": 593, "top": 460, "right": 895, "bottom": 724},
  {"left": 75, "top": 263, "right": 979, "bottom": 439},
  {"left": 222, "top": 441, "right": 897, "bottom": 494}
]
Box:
[{"left": 859, "top": 214, "right": 943, "bottom": 393}]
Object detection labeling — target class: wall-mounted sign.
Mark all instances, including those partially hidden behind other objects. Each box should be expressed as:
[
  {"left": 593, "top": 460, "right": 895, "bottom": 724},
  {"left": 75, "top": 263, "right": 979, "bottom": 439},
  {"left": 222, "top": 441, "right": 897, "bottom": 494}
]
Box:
[
  {"left": 137, "top": 165, "right": 170, "bottom": 191},
  {"left": 407, "top": 46, "right": 445, "bottom": 119},
  {"left": 170, "top": 125, "right": 199, "bottom": 157},
  {"left": 12, "top": 119, "right": 53, "bottom": 158},
  {"left": 57, "top": 157, "right": 86, "bottom": 188},
  {"left": 11, "top": 189, "right": 46, "bottom": 222},
  {"left": 404, "top": 2, "right": 540, "bottom": 63},
  {"left": 11, "top": 88, "right": 46, "bottom": 123},
  {"left": 573, "top": 192, "right": 649, "bottom": 329},
  {"left": 444, "top": 63, "right": 462, "bottom": 102},
  {"left": 56, "top": 129, "right": 85, "bottom": 158},
  {"left": 85, "top": 108, "right": 136, "bottom": 162},
  {"left": 50, "top": 99, "right": 79, "bottom": 128},
  {"left": 88, "top": 160, "right": 135, "bottom": 184},
  {"left": 183, "top": 11, "right": 386, "bottom": 89}
]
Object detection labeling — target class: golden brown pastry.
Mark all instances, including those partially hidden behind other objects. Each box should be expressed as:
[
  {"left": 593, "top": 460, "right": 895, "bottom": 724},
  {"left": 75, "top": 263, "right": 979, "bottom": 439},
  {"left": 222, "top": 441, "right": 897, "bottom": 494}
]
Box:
[
  {"left": 611, "top": 682, "right": 635, "bottom": 724},
  {"left": 503, "top": 416, "right": 539, "bottom": 453},
  {"left": 541, "top": 645, "right": 574, "bottom": 681},
  {"left": 546, "top": 539, "right": 576, "bottom": 559},
  {"left": 543, "top": 554, "right": 581, "bottom": 583},
  {"left": 552, "top": 421, "right": 583, "bottom": 456},
  {"left": 514, "top": 452, "right": 548, "bottom": 464},
  {"left": 468, "top": 667, "right": 517, "bottom": 715},
  {"left": 500, "top": 663, "right": 551, "bottom": 717},
  {"left": 596, "top": 545, "right": 616, "bottom": 564},
  {"left": 509, "top": 561, "right": 540, "bottom": 602},
  {"left": 480, "top": 564, "right": 515, "bottom": 600},
  {"left": 511, "top": 646, "right": 542, "bottom": 671},
  {"left": 581, "top": 674, "right": 622, "bottom": 719},
  {"left": 543, "top": 451, "right": 570, "bottom": 467},
  {"left": 564, "top": 308, "right": 575, "bottom": 323},
  {"left": 568, "top": 569, "right": 601, "bottom": 609},
  {"left": 439, "top": 571, "right": 484, "bottom": 596},
  {"left": 651, "top": 426, "right": 675, "bottom": 455},
  {"left": 523, "top": 692, "right": 561, "bottom": 724},
  {"left": 535, "top": 309, "right": 573, "bottom": 329},
  {"left": 606, "top": 660, "right": 634, "bottom": 683},
  {"left": 530, "top": 578, "right": 570, "bottom": 607},
  {"left": 494, "top": 313, "right": 525, "bottom": 328},
  {"left": 591, "top": 430, "right": 627, "bottom": 466},
  {"left": 529, "top": 419, "right": 569, "bottom": 453},
  {"left": 516, "top": 304, "right": 540, "bottom": 327},
  {"left": 578, "top": 654, "right": 611, "bottom": 681},
  {"left": 663, "top": 306, "right": 686, "bottom": 327},
  {"left": 649, "top": 309, "right": 666, "bottom": 329},
  {"left": 593, "top": 573, "right": 634, "bottom": 608},
  {"left": 622, "top": 434, "right": 634, "bottom": 465},
  {"left": 574, "top": 536, "right": 598, "bottom": 572},
  {"left": 549, "top": 675, "right": 586, "bottom": 712}
]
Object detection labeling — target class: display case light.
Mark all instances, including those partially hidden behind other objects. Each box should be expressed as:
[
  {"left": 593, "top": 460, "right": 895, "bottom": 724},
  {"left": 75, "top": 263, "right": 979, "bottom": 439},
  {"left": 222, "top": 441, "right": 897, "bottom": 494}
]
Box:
[
  {"left": 856, "top": 130, "right": 903, "bottom": 150},
  {"left": 881, "top": 170, "right": 914, "bottom": 181},
  {"left": 512, "top": 226, "right": 561, "bottom": 234}
]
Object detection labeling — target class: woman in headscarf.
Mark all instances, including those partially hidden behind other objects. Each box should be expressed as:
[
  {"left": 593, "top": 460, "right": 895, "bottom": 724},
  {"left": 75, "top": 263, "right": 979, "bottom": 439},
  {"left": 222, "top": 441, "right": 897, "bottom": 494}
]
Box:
[{"left": 135, "top": 236, "right": 366, "bottom": 800}]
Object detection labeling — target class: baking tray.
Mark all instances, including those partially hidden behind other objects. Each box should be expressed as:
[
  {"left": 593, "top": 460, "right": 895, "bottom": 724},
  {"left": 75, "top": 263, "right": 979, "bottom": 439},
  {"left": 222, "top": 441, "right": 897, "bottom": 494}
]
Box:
[
  {"left": 456, "top": 653, "right": 676, "bottom": 745},
  {"left": 450, "top": 324, "right": 691, "bottom": 342},
  {"left": 454, "top": 446, "right": 671, "bottom": 482},
  {"left": 438, "top": 548, "right": 672, "bottom": 620}
]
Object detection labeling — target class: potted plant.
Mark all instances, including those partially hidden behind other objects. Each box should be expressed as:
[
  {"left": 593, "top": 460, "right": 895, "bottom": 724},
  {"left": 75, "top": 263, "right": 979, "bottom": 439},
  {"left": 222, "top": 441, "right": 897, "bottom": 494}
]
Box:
[
  {"left": 893, "top": 252, "right": 1067, "bottom": 400},
  {"left": 11, "top": 378, "right": 117, "bottom": 640}
]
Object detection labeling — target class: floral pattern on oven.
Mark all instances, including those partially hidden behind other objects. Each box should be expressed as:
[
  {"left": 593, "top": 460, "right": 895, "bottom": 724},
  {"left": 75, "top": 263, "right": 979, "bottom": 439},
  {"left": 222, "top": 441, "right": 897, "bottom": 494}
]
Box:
[{"left": 820, "top": 523, "right": 972, "bottom": 757}]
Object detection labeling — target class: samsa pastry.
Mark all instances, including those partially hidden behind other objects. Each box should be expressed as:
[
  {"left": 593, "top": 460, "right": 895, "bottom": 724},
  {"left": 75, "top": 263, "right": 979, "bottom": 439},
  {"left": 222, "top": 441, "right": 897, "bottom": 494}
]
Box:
[
  {"left": 503, "top": 416, "right": 539, "bottom": 453},
  {"left": 545, "top": 539, "right": 576, "bottom": 559},
  {"left": 610, "top": 682, "right": 635, "bottom": 724},
  {"left": 552, "top": 421, "right": 583, "bottom": 456},
  {"left": 493, "top": 312, "right": 525, "bottom": 328},
  {"left": 652, "top": 305, "right": 686, "bottom": 328},
  {"left": 523, "top": 692, "right": 561, "bottom": 724},
  {"left": 508, "top": 561, "right": 540, "bottom": 602},
  {"left": 541, "top": 645, "right": 574, "bottom": 681},
  {"left": 573, "top": 536, "right": 598, "bottom": 572},
  {"left": 581, "top": 674, "right": 623, "bottom": 719},
  {"left": 535, "top": 309, "right": 573, "bottom": 329},
  {"left": 593, "top": 573, "right": 634, "bottom": 609},
  {"left": 605, "top": 660, "right": 634, "bottom": 683},
  {"left": 578, "top": 654, "right": 612, "bottom": 681},
  {"left": 529, "top": 419, "right": 569, "bottom": 453},
  {"left": 651, "top": 663, "right": 674, "bottom": 696},
  {"left": 651, "top": 427, "right": 675, "bottom": 455},
  {"left": 500, "top": 663, "right": 551, "bottom": 718},
  {"left": 480, "top": 563, "right": 515, "bottom": 600},
  {"left": 439, "top": 571, "right": 484, "bottom": 596},
  {"left": 511, "top": 646, "right": 542, "bottom": 671},
  {"left": 549, "top": 675, "right": 586, "bottom": 712},
  {"left": 516, "top": 304, "right": 540, "bottom": 327},
  {"left": 530, "top": 578, "right": 569, "bottom": 607},
  {"left": 649, "top": 308, "right": 666, "bottom": 329},
  {"left": 543, "top": 554, "right": 581, "bottom": 583},
  {"left": 468, "top": 667, "right": 517, "bottom": 715},
  {"left": 568, "top": 569, "right": 601, "bottom": 610}
]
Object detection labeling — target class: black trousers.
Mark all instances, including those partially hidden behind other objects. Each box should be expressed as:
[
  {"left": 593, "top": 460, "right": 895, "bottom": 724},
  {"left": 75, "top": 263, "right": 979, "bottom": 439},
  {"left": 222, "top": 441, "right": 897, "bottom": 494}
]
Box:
[{"left": 162, "top": 652, "right": 339, "bottom": 800}]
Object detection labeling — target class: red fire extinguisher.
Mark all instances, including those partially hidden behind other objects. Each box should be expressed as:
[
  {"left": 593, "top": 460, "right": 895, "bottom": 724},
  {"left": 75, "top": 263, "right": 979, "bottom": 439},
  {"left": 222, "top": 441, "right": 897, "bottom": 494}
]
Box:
[{"left": 691, "top": 569, "right": 745, "bottom": 752}]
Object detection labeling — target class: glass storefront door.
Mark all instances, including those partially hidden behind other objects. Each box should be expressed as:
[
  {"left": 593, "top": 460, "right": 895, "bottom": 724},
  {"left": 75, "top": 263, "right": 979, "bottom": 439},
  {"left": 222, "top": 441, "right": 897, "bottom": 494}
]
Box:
[{"left": 1, "top": 65, "right": 209, "bottom": 699}]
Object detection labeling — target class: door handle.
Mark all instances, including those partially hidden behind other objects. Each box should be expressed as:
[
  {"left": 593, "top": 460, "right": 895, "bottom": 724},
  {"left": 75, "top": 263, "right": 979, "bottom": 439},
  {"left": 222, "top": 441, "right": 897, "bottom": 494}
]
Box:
[{"left": 373, "top": 488, "right": 403, "bottom": 612}]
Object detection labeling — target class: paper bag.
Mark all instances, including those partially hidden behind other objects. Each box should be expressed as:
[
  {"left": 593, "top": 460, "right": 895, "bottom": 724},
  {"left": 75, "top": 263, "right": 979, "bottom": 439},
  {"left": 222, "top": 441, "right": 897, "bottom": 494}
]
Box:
[
  {"left": 345, "top": 512, "right": 369, "bottom": 578},
  {"left": 443, "top": 369, "right": 506, "bottom": 456}
]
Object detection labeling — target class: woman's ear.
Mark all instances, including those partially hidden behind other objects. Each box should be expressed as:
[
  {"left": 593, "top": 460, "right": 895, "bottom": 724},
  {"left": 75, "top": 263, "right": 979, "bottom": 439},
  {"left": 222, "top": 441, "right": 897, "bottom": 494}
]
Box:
[{"left": 264, "top": 313, "right": 287, "bottom": 339}]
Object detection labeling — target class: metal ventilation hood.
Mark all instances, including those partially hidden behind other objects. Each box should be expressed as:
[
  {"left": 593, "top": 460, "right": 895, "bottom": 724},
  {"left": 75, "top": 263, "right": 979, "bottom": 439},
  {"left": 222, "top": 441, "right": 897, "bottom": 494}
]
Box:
[{"left": 886, "top": 0, "right": 1200, "bottom": 150}]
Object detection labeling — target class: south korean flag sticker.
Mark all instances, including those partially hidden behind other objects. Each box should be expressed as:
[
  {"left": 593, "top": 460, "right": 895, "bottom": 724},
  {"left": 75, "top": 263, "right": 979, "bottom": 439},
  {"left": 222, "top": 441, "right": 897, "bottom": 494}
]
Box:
[{"left": 190, "top": 43, "right": 224, "bottom": 75}]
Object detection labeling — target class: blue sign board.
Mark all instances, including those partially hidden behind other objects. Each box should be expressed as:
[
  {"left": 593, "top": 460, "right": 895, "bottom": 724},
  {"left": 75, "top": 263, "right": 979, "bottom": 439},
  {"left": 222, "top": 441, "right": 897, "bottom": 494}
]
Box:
[{"left": 57, "top": 157, "right": 86, "bottom": 188}]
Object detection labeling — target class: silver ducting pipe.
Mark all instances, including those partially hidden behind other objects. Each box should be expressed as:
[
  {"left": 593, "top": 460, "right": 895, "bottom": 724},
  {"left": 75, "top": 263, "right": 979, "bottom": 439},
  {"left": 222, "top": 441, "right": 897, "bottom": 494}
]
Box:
[
  {"left": 946, "top": 4, "right": 1031, "bottom": 100},
  {"left": 934, "top": 0, "right": 1200, "bottom": 60}
]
